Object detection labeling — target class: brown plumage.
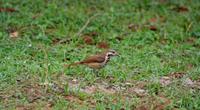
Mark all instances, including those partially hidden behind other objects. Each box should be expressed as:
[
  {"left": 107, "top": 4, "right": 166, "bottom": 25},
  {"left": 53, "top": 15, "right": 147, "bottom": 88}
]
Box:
[{"left": 65, "top": 50, "right": 118, "bottom": 69}]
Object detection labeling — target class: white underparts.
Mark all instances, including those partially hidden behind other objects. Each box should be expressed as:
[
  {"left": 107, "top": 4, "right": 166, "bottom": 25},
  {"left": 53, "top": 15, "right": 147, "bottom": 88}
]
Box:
[{"left": 102, "top": 53, "right": 110, "bottom": 66}]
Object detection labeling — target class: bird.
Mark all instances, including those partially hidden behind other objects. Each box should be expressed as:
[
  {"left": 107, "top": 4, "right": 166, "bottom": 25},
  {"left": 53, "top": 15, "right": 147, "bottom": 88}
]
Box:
[{"left": 65, "top": 50, "right": 118, "bottom": 70}]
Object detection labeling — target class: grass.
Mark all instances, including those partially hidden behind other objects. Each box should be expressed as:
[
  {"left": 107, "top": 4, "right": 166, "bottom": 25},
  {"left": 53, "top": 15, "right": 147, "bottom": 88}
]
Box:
[{"left": 0, "top": 0, "right": 200, "bottom": 109}]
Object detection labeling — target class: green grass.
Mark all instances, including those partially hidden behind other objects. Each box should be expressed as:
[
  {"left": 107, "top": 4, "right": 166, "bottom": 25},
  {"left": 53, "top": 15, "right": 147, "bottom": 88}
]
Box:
[{"left": 0, "top": 0, "right": 200, "bottom": 109}]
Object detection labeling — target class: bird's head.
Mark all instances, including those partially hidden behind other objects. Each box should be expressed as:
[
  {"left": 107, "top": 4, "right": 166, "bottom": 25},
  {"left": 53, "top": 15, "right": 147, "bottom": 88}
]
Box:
[{"left": 106, "top": 50, "right": 118, "bottom": 57}]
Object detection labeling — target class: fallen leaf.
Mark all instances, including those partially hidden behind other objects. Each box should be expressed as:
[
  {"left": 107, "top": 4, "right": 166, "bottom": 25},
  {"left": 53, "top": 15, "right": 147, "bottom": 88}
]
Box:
[
  {"left": 174, "top": 6, "right": 189, "bottom": 12},
  {"left": 83, "top": 35, "right": 94, "bottom": 45},
  {"left": 0, "top": 8, "right": 17, "bottom": 12},
  {"left": 97, "top": 41, "right": 109, "bottom": 49},
  {"left": 10, "top": 31, "right": 19, "bottom": 38},
  {"left": 149, "top": 25, "right": 157, "bottom": 31}
]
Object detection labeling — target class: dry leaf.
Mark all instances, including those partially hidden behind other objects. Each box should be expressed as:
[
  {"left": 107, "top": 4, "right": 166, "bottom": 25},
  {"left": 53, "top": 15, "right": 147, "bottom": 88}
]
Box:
[
  {"left": 0, "top": 8, "right": 17, "bottom": 12},
  {"left": 83, "top": 35, "right": 94, "bottom": 45},
  {"left": 174, "top": 6, "right": 189, "bottom": 12},
  {"left": 149, "top": 25, "right": 157, "bottom": 31},
  {"left": 10, "top": 31, "right": 18, "bottom": 38}
]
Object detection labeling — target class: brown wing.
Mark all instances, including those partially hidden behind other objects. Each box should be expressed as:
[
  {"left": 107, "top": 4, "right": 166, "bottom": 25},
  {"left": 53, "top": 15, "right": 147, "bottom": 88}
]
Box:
[{"left": 80, "top": 54, "right": 105, "bottom": 64}]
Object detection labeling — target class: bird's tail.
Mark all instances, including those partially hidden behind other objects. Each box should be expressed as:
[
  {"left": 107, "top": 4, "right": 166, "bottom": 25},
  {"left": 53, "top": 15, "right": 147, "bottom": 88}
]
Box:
[{"left": 64, "top": 62, "right": 82, "bottom": 68}]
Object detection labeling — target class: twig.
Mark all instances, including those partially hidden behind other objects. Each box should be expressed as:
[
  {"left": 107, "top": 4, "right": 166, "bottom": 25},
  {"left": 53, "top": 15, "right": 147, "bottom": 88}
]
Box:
[
  {"left": 75, "top": 13, "right": 101, "bottom": 37},
  {"left": 186, "top": 22, "right": 193, "bottom": 33}
]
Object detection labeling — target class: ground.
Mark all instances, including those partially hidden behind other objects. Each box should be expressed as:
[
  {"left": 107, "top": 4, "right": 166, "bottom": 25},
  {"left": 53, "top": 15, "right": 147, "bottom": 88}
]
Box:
[{"left": 0, "top": 0, "right": 200, "bottom": 110}]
